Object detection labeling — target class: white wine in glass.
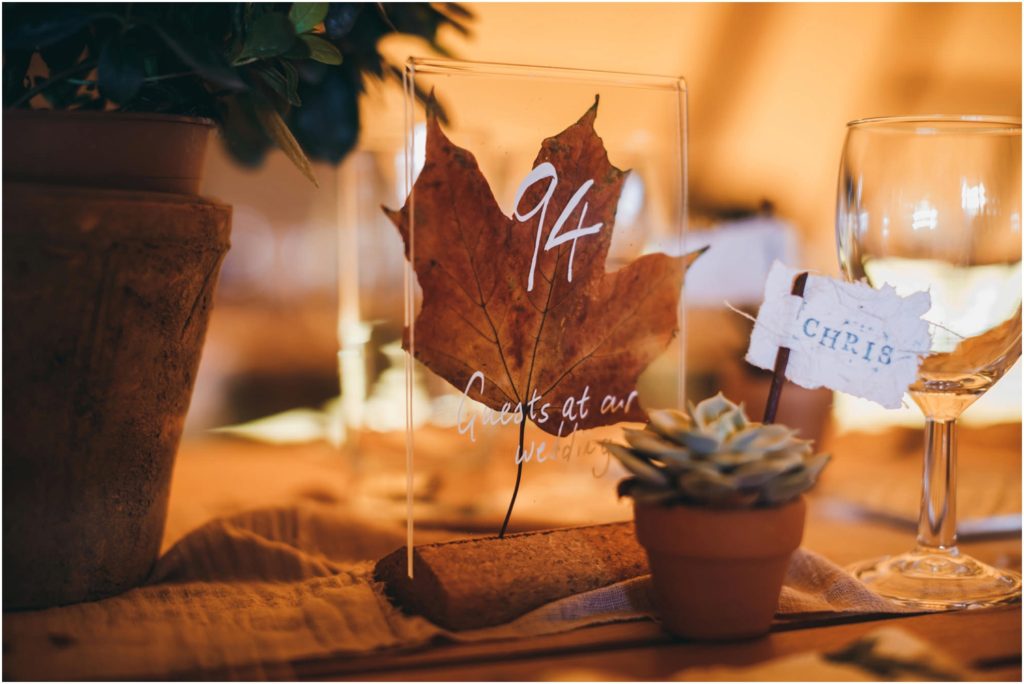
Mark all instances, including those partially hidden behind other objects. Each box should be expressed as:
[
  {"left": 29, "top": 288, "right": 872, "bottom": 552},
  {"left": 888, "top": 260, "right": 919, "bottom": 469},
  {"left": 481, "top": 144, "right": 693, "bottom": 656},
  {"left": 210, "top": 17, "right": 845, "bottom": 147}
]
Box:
[{"left": 836, "top": 115, "right": 1022, "bottom": 609}]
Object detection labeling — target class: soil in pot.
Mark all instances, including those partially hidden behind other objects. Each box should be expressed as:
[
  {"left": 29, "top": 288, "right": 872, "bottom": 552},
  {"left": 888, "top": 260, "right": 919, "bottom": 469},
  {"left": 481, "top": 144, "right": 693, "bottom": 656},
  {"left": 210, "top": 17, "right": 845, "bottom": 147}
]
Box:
[{"left": 633, "top": 496, "right": 806, "bottom": 640}]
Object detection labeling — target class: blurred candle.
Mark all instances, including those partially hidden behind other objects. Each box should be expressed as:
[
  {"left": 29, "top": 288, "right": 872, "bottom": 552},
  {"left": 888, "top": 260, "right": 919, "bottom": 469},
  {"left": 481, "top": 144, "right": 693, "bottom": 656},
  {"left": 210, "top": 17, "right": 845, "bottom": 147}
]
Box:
[{"left": 336, "top": 153, "right": 374, "bottom": 435}]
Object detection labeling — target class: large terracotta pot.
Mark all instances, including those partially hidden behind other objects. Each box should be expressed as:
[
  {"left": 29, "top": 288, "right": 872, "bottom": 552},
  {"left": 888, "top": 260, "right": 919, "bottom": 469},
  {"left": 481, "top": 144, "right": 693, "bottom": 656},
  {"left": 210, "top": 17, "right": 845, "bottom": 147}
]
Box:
[
  {"left": 634, "top": 496, "right": 806, "bottom": 640},
  {"left": 2, "top": 110, "right": 231, "bottom": 609}
]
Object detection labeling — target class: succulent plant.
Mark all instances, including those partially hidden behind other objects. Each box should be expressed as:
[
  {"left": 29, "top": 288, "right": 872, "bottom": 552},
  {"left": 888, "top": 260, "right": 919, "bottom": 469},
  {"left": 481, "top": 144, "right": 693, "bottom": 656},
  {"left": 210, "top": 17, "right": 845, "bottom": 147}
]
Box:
[{"left": 603, "top": 393, "right": 830, "bottom": 508}]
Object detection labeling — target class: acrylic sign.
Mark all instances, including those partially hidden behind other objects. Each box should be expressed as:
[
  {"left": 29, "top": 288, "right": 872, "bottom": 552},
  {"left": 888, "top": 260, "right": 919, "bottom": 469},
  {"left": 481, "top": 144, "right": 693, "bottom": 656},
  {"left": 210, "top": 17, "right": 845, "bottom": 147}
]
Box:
[
  {"left": 387, "top": 95, "right": 700, "bottom": 564},
  {"left": 391, "top": 62, "right": 691, "bottom": 576}
]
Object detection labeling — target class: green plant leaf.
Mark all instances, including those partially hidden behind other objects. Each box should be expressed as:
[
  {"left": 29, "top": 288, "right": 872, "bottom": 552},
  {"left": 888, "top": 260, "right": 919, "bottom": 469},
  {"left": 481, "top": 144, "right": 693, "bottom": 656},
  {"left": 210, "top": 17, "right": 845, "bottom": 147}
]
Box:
[
  {"left": 288, "top": 2, "right": 328, "bottom": 34},
  {"left": 235, "top": 12, "right": 296, "bottom": 64},
  {"left": 218, "top": 94, "right": 272, "bottom": 166},
  {"left": 251, "top": 62, "right": 300, "bottom": 106},
  {"left": 289, "top": 69, "right": 359, "bottom": 163},
  {"left": 255, "top": 105, "right": 318, "bottom": 187},
  {"left": 149, "top": 24, "right": 246, "bottom": 91},
  {"left": 280, "top": 60, "right": 301, "bottom": 105},
  {"left": 283, "top": 39, "right": 312, "bottom": 60},
  {"left": 299, "top": 34, "right": 342, "bottom": 65},
  {"left": 98, "top": 38, "right": 145, "bottom": 104},
  {"left": 2, "top": 8, "right": 92, "bottom": 50}
]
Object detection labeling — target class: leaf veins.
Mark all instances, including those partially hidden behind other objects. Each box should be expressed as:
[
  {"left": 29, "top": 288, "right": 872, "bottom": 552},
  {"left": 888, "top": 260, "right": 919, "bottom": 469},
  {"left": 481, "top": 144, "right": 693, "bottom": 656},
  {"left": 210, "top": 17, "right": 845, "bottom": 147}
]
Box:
[{"left": 385, "top": 97, "right": 703, "bottom": 437}]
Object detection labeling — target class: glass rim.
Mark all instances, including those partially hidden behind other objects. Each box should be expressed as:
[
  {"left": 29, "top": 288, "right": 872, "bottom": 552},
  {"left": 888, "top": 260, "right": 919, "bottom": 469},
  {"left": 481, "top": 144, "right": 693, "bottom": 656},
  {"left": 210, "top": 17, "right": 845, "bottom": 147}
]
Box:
[{"left": 846, "top": 114, "right": 1021, "bottom": 132}]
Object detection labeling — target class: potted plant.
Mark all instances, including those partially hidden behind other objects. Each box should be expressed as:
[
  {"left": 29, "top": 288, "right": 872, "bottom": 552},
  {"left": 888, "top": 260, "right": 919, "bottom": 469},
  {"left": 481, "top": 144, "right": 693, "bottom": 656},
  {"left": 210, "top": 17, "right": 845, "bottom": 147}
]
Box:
[
  {"left": 603, "top": 394, "right": 830, "bottom": 640},
  {"left": 2, "top": 2, "right": 470, "bottom": 610}
]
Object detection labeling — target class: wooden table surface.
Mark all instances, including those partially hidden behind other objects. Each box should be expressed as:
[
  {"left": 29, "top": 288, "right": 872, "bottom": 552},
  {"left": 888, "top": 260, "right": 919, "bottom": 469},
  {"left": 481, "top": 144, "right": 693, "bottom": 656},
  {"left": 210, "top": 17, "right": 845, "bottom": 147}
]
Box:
[
  {"left": 298, "top": 608, "right": 1021, "bottom": 681},
  {"left": 159, "top": 428, "right": 1015, "bottom": 679}
]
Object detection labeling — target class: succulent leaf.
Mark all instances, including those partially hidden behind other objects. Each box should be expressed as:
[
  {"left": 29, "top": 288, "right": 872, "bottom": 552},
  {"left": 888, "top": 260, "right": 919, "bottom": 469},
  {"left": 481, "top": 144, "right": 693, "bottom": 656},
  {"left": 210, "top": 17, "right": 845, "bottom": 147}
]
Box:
[
  {"left": 803, "top": 453, "right": 831, "bottom": 480},
  {"left": 728, "top": 423, "right": 793, "bottom": 451},
  {"left": 690, "top": 393, "right": 733, "bottom": 430},
  {"left": 761, "top": 468, "right": 814, "bottom": 505},
  {"left": 623, "top": 428, "right": 689, "bottom": 458},
  {"left": 646, "top": 408, "right": 691, "bottom": 441},
  {"left": 731, "top": 459, "right": 789, "bottom": 488},
  {"left": 602, "top": 393, "right": 830, "bottom": 509},
  {"left": 761, "top": 450, "right": 807, "bottom": 472},
  {"left": 702, "top": 450, "right": 766, "bottom": 468},
  {"left": 602, "top": 442, "right": 670, "bottom": 487},
  {"left": 677, "top": 431, "right": 721, "bottom": 455},
  {"left": 624, "top": 480, "right": 679, "bottom": 505}
]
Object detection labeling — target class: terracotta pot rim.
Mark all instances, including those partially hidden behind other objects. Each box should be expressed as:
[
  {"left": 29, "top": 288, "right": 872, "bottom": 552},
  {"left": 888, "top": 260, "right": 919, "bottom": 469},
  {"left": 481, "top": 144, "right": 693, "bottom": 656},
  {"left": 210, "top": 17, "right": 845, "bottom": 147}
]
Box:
[
  {"left": 633, "top": 497, "right": 805, "bottom": 515},
  {"left": 633, "top": 495, "right": 806, "bottom": 559},
  {"left": 4, "top": 109, "right": 215, "bottom": 194},
  {"left": 3, "top": 108, "right": 215, "bottom": 128}
]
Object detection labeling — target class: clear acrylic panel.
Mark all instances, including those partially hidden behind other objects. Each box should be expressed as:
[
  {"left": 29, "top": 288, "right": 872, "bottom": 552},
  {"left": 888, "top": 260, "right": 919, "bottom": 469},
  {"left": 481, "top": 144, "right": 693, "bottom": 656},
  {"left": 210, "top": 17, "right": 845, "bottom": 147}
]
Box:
[{"left": 389, "top": 58, "right": 689, "bottom": 559}]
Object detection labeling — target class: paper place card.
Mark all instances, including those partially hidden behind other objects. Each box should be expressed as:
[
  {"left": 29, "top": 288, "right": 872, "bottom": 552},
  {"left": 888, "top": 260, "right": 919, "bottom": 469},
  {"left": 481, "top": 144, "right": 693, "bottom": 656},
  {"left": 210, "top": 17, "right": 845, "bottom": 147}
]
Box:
[{"left": 746, "top": 261, "right": 931, "bottom": 409}]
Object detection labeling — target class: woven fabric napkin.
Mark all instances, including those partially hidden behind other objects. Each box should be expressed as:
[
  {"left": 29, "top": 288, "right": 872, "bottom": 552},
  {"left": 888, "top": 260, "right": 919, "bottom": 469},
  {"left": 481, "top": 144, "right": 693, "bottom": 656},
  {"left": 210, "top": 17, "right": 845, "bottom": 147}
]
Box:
[{"left": 4, "top": 504, "right": 915, "bottom": 680}]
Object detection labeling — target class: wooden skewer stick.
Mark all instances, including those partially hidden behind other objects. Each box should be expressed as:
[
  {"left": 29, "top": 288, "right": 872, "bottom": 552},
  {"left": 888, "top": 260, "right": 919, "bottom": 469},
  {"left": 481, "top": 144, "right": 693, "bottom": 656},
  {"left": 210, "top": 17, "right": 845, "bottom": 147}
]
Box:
[{"left": 762, "top": 271, "right": 809, "bottom": 424}]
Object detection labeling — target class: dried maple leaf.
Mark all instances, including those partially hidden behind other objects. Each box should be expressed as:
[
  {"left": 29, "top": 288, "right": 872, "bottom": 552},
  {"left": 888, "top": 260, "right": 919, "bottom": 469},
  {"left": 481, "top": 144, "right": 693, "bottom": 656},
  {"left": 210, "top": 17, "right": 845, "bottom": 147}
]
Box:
[{"left": 385, "top": 98, "right": 703, "bottom": 440}]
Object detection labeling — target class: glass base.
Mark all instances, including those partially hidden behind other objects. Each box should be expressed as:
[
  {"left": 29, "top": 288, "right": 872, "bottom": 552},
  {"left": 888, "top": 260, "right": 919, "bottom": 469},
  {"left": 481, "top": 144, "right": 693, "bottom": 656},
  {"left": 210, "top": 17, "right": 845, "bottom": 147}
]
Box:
[{"left": 849, "top": 549, "right": 1022, "bottom": 610}]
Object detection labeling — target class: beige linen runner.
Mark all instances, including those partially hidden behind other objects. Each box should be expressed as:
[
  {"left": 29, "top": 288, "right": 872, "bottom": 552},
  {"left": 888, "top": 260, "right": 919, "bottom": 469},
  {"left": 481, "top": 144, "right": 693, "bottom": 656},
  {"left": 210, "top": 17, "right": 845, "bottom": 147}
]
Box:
[{"left": 3, "top": 504, "right": 916, "bottom": 680}]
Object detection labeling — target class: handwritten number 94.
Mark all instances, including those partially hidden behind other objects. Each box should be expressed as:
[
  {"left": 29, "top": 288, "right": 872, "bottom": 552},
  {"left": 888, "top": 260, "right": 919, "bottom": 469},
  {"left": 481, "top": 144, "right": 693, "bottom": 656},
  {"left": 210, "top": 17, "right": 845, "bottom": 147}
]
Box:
[{"left": 513, "top": 162, "right": 603, "bottom": 292}]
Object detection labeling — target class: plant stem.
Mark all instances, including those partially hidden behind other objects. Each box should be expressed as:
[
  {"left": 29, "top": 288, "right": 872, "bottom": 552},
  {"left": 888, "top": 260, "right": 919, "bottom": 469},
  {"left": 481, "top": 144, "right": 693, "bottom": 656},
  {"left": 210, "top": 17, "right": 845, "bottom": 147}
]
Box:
[
  {"left": 71, "top": 71, "right": 198, "bottom": 86},
  {"left": 499, "top": 406, "right": 528, "bottom": 538},
  {"left": 144, "top": 70, "right": 197, "bottom": 83}
]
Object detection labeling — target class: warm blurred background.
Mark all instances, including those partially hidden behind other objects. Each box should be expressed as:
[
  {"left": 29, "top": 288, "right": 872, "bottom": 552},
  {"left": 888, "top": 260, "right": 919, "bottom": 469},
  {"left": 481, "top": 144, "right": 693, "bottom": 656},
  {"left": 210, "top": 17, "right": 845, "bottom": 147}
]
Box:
[
  {"left": 5, "top": 6, "right": 1020, "bottom": 674},
  {"left": 191, "top": 1, "right": 1022, "bottom": 437}
]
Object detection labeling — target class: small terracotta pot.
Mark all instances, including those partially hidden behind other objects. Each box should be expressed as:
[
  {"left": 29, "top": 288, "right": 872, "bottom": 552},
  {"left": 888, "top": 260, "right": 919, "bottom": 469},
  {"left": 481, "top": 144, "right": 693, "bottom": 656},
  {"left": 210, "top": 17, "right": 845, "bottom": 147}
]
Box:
[{"left": 634, "top": 496, "right": 806, "bottom": 640}]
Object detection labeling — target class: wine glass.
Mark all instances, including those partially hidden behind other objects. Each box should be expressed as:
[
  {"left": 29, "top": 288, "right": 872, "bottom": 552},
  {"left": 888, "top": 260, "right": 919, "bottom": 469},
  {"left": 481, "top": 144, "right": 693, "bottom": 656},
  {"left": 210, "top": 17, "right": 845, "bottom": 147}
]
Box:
[{"left": 836, "top": 115, "right": 1022, "bottom": 609}]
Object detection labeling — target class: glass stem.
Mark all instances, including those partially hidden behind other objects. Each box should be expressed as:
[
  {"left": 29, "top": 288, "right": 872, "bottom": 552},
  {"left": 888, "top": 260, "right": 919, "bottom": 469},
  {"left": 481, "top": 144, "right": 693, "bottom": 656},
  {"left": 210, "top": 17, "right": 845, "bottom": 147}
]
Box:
[{"left": 916, "top": 417, "right": 958, "bottom": 552}]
